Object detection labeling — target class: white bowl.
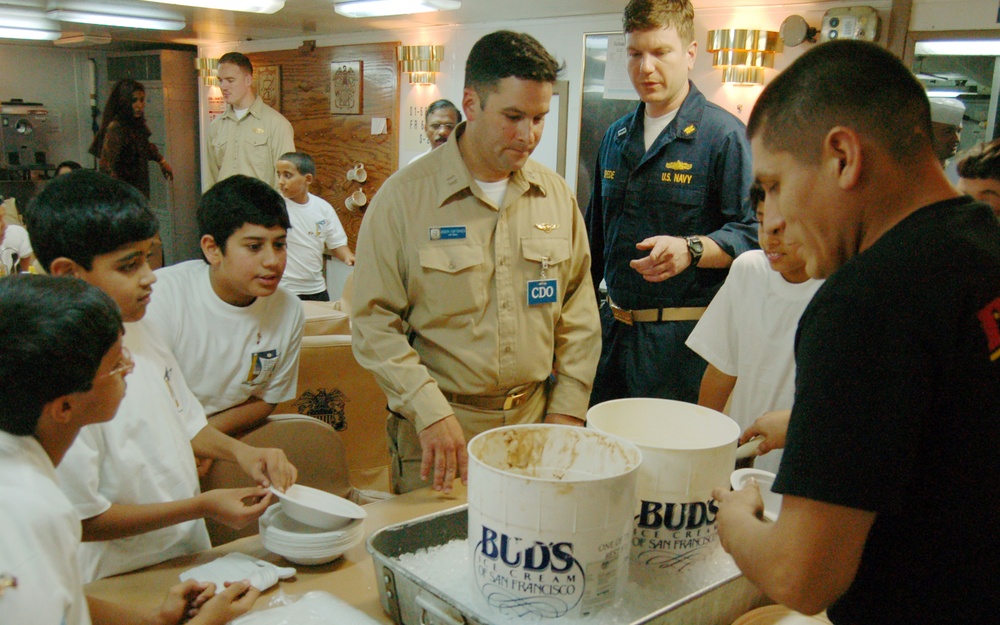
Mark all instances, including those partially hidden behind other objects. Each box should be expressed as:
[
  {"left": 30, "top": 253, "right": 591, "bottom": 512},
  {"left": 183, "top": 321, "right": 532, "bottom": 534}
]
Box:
[
  {"left": 259, "top": 507, "right": 365, "bottom": 565},
  {"left": 269, "top": 485, "right": 366, "bottom": 530},
  {"left": 730, "top": 468, "right": 782, "bottom": 522}
]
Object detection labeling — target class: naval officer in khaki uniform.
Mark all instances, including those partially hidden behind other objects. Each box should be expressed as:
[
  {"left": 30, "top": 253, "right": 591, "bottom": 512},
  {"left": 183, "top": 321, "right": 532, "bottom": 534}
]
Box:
[
  {"left": 352, "top": 31, "right": 601, "bottom": 494},
  {"left": 206, "top": 52, "right": 295, "bottom": 189}
]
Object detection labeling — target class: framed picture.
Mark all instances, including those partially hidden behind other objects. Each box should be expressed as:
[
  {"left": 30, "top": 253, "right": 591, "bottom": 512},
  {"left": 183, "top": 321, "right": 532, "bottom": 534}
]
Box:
[
  {"left": 254, "top": 65, "right": 282, "bottom": 111},
  {"left": 331, "top": 60, "right": 363, "bottom": 115}
]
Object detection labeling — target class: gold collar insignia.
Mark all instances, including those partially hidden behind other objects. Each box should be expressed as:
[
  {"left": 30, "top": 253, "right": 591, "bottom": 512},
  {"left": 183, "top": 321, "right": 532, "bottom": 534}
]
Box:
[{"left": 683, "top": 124, "right": 696, "bottom": 135}]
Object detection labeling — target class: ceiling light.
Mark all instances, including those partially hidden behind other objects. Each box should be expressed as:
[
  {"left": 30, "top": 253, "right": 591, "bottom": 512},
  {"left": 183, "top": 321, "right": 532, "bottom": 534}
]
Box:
[
  {"left": 926, "top": 90, "right": 968, "bottom": 99},
  {"left": 48, "top": 1, "right": 185, "bottom": 31},
  {"left": 334, "top": 0, "right": 460, "bottom": 19},
  {"left": 138, "top": 0, "right": 285, "bottom": 13},
  {"left": 916, "top": 40, "right": 1000, "bottom": 56},
  {"left": 0, "top": 8, "right": 61, "bottom": 41}
]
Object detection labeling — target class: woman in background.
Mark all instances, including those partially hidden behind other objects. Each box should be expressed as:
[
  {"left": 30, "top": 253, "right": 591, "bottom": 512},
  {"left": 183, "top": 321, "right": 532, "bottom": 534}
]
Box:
[
  {"left": 89, "top": 79, "right": 172, "bottom": 267},
  {"left": 89, "top": 79, "right": 173, "bottom": 199}
]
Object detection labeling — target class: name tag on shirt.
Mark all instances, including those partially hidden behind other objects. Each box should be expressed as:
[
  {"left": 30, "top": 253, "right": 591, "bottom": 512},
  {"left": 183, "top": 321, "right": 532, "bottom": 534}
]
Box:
[
  {"left": 429, "top": 226, "right": 466, "bottom": 240},
  {"left": 527, "top": 279, "right": 558, "bottom": 306}
]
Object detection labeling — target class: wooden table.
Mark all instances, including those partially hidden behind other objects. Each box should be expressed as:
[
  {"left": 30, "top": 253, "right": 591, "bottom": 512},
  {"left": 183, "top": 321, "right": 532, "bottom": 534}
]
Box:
[{"left": 85, "top": 483, "right": 468, "bottom": 623}]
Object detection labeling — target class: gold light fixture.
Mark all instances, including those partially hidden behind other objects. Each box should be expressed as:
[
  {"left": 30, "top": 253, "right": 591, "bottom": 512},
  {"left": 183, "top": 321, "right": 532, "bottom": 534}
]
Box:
[
  {"left": 706, "top": 29, "right": 781, "bottom": 86},
  {"left": 195, "top": 57, "right": 219, "bottom": 86},
  {"left": 398, "top": 45, "right": 444, "bottom": 84}
]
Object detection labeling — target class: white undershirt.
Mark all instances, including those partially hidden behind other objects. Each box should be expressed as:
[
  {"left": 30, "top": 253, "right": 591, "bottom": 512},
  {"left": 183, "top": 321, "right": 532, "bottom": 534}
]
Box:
[
  {"left": 475, "top": 177, "right": 510, "bottom": 208},
  {"left": 644, "top": 108, "right": 679, "bottom": 152},
  {"left": 234, "top": 107, "right": 250, "bottom": 120}
]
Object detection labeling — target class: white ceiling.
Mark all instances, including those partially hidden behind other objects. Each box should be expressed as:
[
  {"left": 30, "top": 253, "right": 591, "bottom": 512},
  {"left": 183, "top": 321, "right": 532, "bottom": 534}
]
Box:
[
  {"left": 4, "top": 0, "right": 822, "bottom": 50},
  {"left": 5, "top": 0, "right": 631, "bottom": 49}
]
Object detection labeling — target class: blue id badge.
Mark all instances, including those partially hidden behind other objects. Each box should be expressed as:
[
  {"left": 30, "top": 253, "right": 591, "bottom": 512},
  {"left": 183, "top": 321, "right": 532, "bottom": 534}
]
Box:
[
  {"left": 429, "top": 226, "right": 466, "bottom": 240},
  {"left": 527, "top": 279, "right": 558, "bottom": 306}
]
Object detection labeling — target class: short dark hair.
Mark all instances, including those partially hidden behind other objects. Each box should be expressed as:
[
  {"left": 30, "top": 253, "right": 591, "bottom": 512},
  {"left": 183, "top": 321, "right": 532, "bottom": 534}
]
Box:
[
  {"left": 0, "top": 274, "right": 122, "bottom": 436},
  {"left": 277, "top": 152, "right": 315, "bottom": 177},
  {"left": 426, "top": 99, "right": 462, "bottom": 124},
  {"left": 623, "top": 0, "right": 695, "bottom": 43},
  {"left": 748, "top": 40, "right": 932, "bottom": 166},
  {"left": 957, "top": 138, "right": 1000, "bottom": 183},
  {"left": 198, "top": 175, "right": 290, "bottom": 257},
  {"left": 219, "top": 51, "right": 253, "bottom": 74},
  {"left": 24, "top": 170, "right": 158, "bottom": 271},
  {"left": 464, "top": 31, "right": 563, "bottom": 104}
]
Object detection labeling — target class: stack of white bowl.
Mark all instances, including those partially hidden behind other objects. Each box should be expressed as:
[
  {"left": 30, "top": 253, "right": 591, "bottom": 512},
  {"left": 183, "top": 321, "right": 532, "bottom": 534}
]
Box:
[{"left": 259, "top": 485, "right": 367, "bottom": 565}]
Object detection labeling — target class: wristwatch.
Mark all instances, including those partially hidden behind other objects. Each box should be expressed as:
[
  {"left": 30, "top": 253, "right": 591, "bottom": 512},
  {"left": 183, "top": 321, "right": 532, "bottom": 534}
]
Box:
[{"left": 685, "top": 235, "right": 704, "bottom": 267}]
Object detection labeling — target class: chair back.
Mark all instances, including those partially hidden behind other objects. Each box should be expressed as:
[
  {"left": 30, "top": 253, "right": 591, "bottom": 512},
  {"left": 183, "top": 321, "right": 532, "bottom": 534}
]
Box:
[{"left": 202, "top": 414, "right": 352, "bottom": 546}]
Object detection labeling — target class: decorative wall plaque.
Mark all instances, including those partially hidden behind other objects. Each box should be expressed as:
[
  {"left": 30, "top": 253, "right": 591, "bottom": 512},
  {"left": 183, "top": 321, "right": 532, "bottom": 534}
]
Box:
[
  {"left": 253, "top": 65, "right": 282, "bottom": 111},
  {"left": 331, "top": 60, "right": 362, "bottom": 115}
]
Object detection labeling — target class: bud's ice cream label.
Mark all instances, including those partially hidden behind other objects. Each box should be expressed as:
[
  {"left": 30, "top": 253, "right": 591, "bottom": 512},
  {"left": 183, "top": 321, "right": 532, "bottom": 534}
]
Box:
[
  {"left": 632, "top": 498, "right": 720, "bottom": 572},
  {"left": 473, "top": 524, "right": 628, "bottom": 618}
]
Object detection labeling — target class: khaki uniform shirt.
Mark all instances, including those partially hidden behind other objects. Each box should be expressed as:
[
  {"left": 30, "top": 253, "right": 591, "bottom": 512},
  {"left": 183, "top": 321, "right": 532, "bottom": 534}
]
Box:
[
  {"left": 351, "top": 125, "right": 601, "bottom": 433},
  {"left": 206, "top": 95, "right": 294, "bottom": 188}
]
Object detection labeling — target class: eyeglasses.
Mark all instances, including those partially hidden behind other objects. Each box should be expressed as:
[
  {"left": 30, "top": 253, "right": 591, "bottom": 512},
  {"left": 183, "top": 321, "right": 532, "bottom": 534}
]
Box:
[
  {"left": 428, "top": 122, "right": 455, "bottom": 132},
  {"left": 101, "top": 346, "right": 135, "bottom": 380}
]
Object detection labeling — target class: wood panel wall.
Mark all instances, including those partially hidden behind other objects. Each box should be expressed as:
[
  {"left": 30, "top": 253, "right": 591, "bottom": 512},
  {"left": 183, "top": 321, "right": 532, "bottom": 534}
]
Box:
[{"left": 247, "top": 42, "right": 399, "bottom": 250}]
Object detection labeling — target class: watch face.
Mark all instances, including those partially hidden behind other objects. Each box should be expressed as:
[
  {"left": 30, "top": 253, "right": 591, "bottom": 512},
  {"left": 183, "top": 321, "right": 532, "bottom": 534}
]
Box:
[{"left": 688, "top": 236, "right": 704, "bottom": 253}]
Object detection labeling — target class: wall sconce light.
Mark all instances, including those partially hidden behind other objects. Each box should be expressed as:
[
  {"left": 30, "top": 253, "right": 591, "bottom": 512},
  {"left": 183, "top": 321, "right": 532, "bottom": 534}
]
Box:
[
  {"left": 195, "top": 57, "right": 219, "bottom": 86},
  {"left": 398, "top": 45, "right": 444, "bottom": 84},
  {"left": 707, "top": 29, "right": 782, "bottom": 86}
]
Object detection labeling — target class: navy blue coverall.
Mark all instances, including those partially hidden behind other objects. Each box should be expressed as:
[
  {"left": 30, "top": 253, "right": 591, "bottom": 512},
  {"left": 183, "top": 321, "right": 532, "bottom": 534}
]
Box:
[{"left": 586, "top": 82, "right": 758, "bottom": 405}]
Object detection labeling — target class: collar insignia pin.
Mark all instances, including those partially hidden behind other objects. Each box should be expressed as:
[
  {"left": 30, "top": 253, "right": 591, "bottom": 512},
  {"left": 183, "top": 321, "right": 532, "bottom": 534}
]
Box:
[{"left": 683, "top": 124, "right": 696, "bottom": 135}]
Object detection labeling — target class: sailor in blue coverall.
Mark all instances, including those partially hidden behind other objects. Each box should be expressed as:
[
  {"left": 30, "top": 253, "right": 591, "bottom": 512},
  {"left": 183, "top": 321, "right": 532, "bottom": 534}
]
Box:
[{"left": 586, "top": 80, "right": 757, "bottom": 405}]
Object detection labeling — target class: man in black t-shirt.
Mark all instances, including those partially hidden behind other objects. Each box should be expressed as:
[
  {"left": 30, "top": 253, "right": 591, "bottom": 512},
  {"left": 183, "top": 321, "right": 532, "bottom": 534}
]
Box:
[{"left": 713, "top": 40, "right": 1000, "bottom": 624}]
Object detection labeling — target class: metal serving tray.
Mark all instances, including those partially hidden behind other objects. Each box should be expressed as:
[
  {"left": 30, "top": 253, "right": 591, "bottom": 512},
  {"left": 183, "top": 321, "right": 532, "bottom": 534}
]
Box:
[{"left": 367, "top": 505, "right": 768, "bottom": 625}]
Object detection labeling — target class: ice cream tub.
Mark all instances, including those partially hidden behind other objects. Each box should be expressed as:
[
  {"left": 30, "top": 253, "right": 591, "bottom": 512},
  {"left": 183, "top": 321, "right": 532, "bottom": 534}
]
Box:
[
  {"left": 466, "top": 424, "right": 642, "bottom": 621},
  {"left": 587, "top": 399, "right": 740, "bottom": 585}
]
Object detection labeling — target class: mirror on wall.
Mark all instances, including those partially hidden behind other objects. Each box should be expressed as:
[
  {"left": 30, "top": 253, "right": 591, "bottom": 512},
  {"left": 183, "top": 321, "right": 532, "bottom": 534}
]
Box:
[{"left": 909, "top": 36, "right": 1000, "bottom": 151}]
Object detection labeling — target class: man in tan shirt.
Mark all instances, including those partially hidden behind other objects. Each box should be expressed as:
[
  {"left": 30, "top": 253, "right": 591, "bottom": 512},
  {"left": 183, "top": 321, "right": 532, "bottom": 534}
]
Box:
[
  {"left": 206, "top": 52, "right": 295, "bottom": 189},
  {"left": 352, "top": 31, "right": 601, "bottom": 494}
]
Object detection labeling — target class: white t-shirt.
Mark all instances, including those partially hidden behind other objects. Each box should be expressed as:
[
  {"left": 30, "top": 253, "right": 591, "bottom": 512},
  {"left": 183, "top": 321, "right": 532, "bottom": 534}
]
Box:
[
  {"left": 55, "top": 319, "right": 211, "bottom": 583},
  {"left": 644, "top": 108, "right": 678, "bottom": 152},
  {"left": 281, "top": 194, "right": 349, "bottom": 296},
  {"left": 1, "top": 223, "right": 32, "bottom": 273},
  {"left": 686, "top": 250, "right": 824, "bottom": 474},
  {"left": 0, "top": 432, "right": 91, "bottom": 625},
  {"left": 146, "top": 260, "right": 304, "bottom": 415}
]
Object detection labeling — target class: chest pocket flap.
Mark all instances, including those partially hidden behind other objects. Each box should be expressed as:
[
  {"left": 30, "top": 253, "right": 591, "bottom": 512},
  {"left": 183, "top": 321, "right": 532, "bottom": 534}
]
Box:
[
  {"left": 521, "top": 237, "right": 571, "bottom": 265},
  {"left": 419, "top": 243, "right": 485, "bottom": 273}
]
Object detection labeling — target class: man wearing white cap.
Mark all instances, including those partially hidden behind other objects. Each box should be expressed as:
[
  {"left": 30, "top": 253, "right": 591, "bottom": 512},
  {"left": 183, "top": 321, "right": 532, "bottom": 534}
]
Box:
[{"left": 929, "top": 97, "right": 965, "bottom": 169}]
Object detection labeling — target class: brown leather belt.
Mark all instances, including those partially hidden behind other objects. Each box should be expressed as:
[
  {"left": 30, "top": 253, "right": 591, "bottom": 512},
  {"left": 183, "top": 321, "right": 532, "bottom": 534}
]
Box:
[
  {"left": 442, "top": 382, "right": 539, "bottom": 411},
  {"left": 608, "top": 297, "right": 706, "bottom": 325}
]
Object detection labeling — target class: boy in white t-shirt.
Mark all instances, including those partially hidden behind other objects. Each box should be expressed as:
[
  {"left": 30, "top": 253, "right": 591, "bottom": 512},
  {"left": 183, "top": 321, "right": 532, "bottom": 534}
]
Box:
[
  {"left": 146, "top": 175, "right": 305, "bottom": 438},
  {"left": 275, "top": 152, "right": 354, "bottom": 301},
  {"left": 24, "top": 171, "right": 297, "bottom": 582},
  {"left": 1, "top": 202, "right": 34, "bottom": 275},
  {"left": 685, "top": 183, "right": 823, "bottom": 474},
  {"left": 0, "top": 274, "right": 259, "bottom": 625}
]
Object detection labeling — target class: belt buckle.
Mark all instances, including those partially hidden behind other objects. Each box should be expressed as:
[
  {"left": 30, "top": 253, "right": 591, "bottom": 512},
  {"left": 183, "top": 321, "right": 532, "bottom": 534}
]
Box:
[
  {"left": 503, "top": 389, "right": 527, "bottom": 410},
  {"left": 611, "top": 305, "right": 633, "bottom": 326}
]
